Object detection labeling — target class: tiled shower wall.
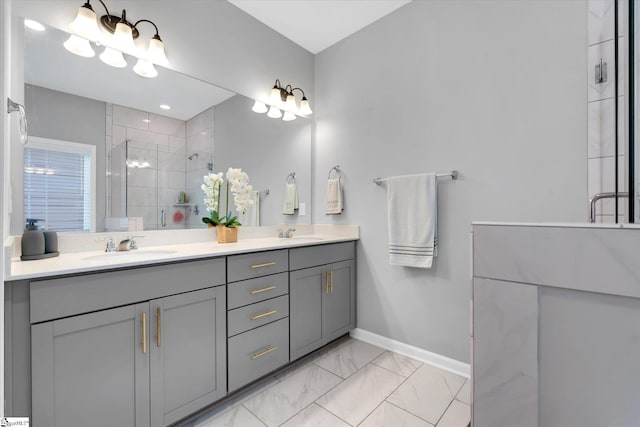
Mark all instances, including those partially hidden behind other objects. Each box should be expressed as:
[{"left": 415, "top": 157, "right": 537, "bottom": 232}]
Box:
[
  {"left": 107, "top": 104, "right": 188, "bottom": 230},
  {"left": 587, "top": 0, "right": 627, "bottom": 223},
  {"left": 185, "top": 108, "right": 215, "bottom": 229}
]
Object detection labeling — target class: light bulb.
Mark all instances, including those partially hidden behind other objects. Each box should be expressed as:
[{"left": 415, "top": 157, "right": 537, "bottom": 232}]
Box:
[
  {"left": 69, "top": 2, "right": 100, "bottom": 41},
  {"left": 63, "top": 34, "right": 95, "bottom": 58},
  {"left": 146, "top": 35, "right": 169, "bottom": 66},
  {"left": 99, "top": 47, "right": 127, "bottom": 68},
  {"left": 270, "top": 87, "right": 282, "bottom": 106},
  {"left": 24, "top": 19, "right": 45, "bottom": 32},
  {"left": 133, "top": 58, "right": 158, "bottom": 78},
  {"left": 282, "top": 111, "right": 296, "bottom": 121},
  {"left": 252, "top": 100, "right": 268, "bottom": 113},
  {"left": 299, "top": 98, "right": 312, "bottom": 115},
  {"left": 267, "top": 106, "right": 282, "bottom": 119},
  {"left": 110, "top": 21, "right": 136, "bottom": 55},
  {"left": 284, "top": 94, "right": 297, "bottom": 112}
]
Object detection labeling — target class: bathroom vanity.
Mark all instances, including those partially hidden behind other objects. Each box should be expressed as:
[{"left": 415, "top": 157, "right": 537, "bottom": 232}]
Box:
[
  {"left": 472, "top": 223, "right": 640, "bottom": 427},
  {"left": 4, "top": 230, "right": 357, "bottom": 426}
]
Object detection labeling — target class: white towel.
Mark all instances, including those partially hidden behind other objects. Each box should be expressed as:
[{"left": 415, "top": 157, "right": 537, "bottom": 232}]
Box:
[
  {"left": 325, "top": 178, "right": 343, "bottom": 214},
  {"left": 238, "top": 191, "right": 260, "bottom": 226},
  {"left": 386, "top": 173, "right": 437, "bottom": 268},
  {"left": 282, "top": 183, "right": 298, "bottom": 215}
]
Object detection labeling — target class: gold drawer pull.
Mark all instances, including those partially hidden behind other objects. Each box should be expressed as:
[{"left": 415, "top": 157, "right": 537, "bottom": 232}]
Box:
[
  {"left": 330, "top": 269, "right": 334, "bottom": 293},
  {"left": 252, "top": 346, "right": 277, "bottom": 360},
  {"left": 251, "top": 285, "right": 277, "bottom": 295},
  {"left": 251, "top": 310, "right": 277, "bottom": 320},
  {"left": 251, "top": 261, "right": 276, "bottom": 269},
  {"left": 141, "top": 312, "right": 147, "bottom": 354}
]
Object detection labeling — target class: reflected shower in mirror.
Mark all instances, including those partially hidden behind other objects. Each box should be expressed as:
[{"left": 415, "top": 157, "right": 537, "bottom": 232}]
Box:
[{"left": 21, "top": 22, "right": 311, "bottom": 232}]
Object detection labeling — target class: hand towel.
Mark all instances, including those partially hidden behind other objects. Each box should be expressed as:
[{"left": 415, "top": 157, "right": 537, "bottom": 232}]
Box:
[
  {"left": 386, "top": 173, "right": 437, "bottom": 268},
  {"left": 238, "top": 191, "right": 260, "bottom": 226},
  {"left": 283, "top": 183, "right": 298, "bottom": 215},
  {"left": 325, "top": 178, "right": 343, "bottom": 215}
]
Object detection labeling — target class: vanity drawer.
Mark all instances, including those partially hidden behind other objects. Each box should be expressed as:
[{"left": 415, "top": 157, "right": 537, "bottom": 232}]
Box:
[
  {"left": 228, "top": 317, "right": 289, "bottom": 391},
  {"left": 289, "top": 242, "right": 355, "bottom": 270},
  {"left": 227, "top": 249, "right": 288, "bottom": 282},
  {"left": 228, "top": 295, "right": 289, "bottom": 337},
  {"left": 227, "top": 272, "right": 289, "bottom": 309}
]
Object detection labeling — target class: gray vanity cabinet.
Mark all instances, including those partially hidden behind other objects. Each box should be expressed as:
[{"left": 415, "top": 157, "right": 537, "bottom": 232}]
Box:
[
  {"left": 289, "top": 242, "right": 356, "bottom": 361},
  {"left": 150, "top": 287, "right": 227, "bottom": 426},
  {"left": 27, "top": 258, "right": 227, "bottom": 427},
  {"left": 31, "top": 303, "right": 150, "bottom": 427},
  {"left": 31, "top": 285, "right": 226, "bottom": 427}
]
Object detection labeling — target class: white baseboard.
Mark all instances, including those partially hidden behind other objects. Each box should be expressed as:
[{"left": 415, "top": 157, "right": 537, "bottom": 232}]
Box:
[{"left": 350, "top": 328, "right": 470, "bottom": 378}]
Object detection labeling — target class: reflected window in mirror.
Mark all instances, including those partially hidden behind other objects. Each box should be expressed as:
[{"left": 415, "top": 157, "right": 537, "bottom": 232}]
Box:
[{"left": 24, "top": 137, "right": 96, "bottom": 232}]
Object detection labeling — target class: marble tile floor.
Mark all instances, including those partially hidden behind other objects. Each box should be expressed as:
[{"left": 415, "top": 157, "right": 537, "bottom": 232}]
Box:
[{"left": 186, "top": 337, "right": 470, "bottom": 427}]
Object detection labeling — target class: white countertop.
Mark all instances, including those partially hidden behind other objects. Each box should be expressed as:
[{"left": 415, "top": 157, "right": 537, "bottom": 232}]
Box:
[{"left": 6, "top": 225, "right": 359, "bottom": 281}]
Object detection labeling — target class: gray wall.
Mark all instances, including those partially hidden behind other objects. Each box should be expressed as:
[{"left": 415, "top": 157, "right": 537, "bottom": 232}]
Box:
[
  {"left": 25, "top": 84, "right": 106, "bottom": 231},
  {"left": 313, "top": 0, "right": 588, "bottom": 362},
  {"left": 214, "top": 94, "right": 311, "bottom": 226}
]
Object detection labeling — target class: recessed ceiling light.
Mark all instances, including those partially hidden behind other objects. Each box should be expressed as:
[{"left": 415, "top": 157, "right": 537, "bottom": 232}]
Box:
[
  {"left": 24, "top": 19, "right": 45, "bottom": 32},
  {"left": 142, "top": 118, "right": 151, "bottom": 123},
  {"left": 160, "top": 104, "right": 171, "bottom": 110}
]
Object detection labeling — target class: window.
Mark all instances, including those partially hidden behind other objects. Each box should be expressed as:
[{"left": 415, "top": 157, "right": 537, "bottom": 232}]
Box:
[{"left": 24, "top": 137, "right": 96, "bottom": 232}]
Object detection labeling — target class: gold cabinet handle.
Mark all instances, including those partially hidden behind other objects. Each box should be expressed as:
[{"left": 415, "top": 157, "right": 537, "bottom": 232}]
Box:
[
  {"left": 252, "top": 346, "right": 277, "bottom": 360},
  {"left": 251, "top": 310, "right": 277, "bottom": 320},
  {"left": 251, "top": 261, "right": 276, "bottom": 269},
  {"left": 325, "top": 270, "right": 329, "bottom": 294},
  {"left": 251, "top": 285, "right": 277, "bottom": 295},
  {"left": 330, "top": 269, "right": 334, "bottom": 293},
  {"left": 156, "top": 307, "right": 161, "bottom": 347},
  {"left": 142, "top": 312, "right": 147, "bottom": 354}
]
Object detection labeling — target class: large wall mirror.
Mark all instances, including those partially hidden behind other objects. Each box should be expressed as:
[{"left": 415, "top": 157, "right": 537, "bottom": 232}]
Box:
[{"left": 20, "top": 23, "right": 311, "bottom": 233}]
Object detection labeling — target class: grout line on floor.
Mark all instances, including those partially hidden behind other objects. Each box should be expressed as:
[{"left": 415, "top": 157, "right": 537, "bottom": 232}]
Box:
[{"left": 384, "top": 400, "right": 434, "bottom": 426}]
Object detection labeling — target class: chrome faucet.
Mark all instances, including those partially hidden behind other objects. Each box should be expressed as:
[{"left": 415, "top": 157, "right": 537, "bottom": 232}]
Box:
[
  {"left": 105, "top": 237, "right": 116, "bottom": 253},
  {"left": 128, "top": 236, "right": 144, "bottom": 250},
  {"left": 278, "top": 227, "right": 296, "bottom": 238}
]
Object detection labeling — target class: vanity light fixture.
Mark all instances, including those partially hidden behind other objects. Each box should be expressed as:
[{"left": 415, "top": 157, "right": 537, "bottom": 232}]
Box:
[
  {"left": 65, "top": 0, "right": 168, "bottom": 78},
  {"left": 253, "top": 79, "right": 313, "bottom": 122}
]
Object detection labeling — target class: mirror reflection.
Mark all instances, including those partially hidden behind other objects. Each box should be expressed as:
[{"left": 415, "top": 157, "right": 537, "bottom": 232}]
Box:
[{"left": 22, "top": 23, "right": 311, "bottom": 232}]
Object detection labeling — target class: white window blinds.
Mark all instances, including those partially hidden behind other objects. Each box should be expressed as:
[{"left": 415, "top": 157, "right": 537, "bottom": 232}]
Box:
[{"left": 24, "top": 138, "right": 95, "bottom": 232}]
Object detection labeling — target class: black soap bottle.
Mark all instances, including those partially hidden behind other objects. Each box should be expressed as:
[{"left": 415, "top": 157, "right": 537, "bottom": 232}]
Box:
[{"left": 21, "top": 218, "right": 45, "bottom": 260}]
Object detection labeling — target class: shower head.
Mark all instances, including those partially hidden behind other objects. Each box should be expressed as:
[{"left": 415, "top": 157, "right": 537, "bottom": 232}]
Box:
[{"left": 188, "top": 153, "right": 198, "bottom": 160}]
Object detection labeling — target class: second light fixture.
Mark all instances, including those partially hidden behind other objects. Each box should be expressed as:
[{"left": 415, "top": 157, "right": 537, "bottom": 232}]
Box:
[{"left": 252, "top": 79, "right": 313, "bottom": 122}]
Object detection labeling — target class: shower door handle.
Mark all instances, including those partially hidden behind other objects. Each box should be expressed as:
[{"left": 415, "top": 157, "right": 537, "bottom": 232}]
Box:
[
  {"left": 589, "top": 192, "right": 629, "bottom": 223},
  {"left": 161, "top": 209, "right": 166, "bottom": 227}
]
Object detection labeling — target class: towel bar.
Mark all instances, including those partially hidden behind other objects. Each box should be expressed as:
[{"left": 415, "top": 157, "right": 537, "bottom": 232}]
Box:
[{"left": 373, "top": 170, "right": 458, "bottom": 185}]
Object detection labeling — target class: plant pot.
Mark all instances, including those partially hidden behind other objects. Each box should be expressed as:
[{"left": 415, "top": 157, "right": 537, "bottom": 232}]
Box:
[{"left": 216, "top": 225, "right": 238, "bottom": 243}]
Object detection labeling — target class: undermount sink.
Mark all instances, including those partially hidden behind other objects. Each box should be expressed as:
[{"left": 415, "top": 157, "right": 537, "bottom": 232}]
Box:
[
  {"left": 281, "top": 236, "right": 325, "bottom": 241},
  {"left": 83, "top": 249, "right": 177, "bottom": 262}
]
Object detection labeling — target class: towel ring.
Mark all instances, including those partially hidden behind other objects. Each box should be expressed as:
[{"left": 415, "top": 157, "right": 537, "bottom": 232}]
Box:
[
  {"left": 286, "top": 172, "right": 296, "bottom": 184},
  {"left": 328, "top": 165, "right": 342, "bottom": 180}
]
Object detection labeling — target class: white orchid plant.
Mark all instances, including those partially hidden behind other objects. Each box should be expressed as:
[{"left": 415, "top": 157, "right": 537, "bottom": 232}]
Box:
[{"left": 201, "top": 168, "right": 253, "bottom": 228}]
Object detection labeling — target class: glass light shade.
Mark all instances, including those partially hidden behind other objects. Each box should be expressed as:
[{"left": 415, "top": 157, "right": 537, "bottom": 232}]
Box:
[
  {"left": 133, "top": 58, "right": 158, "bottom": 78},
  {"left": 282, "top": 111, "right": 296, "bottom": 121},
  {"left": 270, "top": 87, "right": 282, "bottom": 106},
  {"left": 99, "top": 47, "right": 127, "bottom": 68},
  {"left": 252, "top": 100, "right": 268, "bottom": 113},
  {"left": 284, "top": 94, "right": 297, "bottom": 112},
  {"left": 110, "top": 22, "right": 136, "bottom": 55},
  {"left": 69, "top": 4, "right": 100, "bottom": 41},
  {"left": 299, "top": 98, "right": 313, "bottom": 115},
  {"left": 24, "top": 19, "right": 46, "bottom": 32},
  {"left": 146, "top": 36, "right": 169, "bottom": 66},
  {"left": 63, "top": 34, "right": 95, "bottom": 58},
  {"left": 267, "top": 106, "right": 282, "bottom": 119}
]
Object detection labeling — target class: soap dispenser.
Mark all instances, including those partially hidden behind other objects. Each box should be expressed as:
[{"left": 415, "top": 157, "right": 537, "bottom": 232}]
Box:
[{"left": 21, "top": 218, "right": 45, "bottom": 260}]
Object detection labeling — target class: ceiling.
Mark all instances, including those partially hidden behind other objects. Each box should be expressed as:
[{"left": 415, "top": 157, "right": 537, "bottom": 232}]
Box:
[{"left": 228, "top": 0, "right": 412, "bottom": 54}]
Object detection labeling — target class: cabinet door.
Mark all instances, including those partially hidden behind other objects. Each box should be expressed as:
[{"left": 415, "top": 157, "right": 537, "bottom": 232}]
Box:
[
  {"left": 325, "top": 260, "right": 356, "bottom": 342},
  {"left": 150, "top": 286, "right": 226, "bottom": 427},
  {"left": 290, "top": 265, "right": 327, "bottom": 360},
  {"left": 31, "top": 303, "right": 150, "bottom": 427}
]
